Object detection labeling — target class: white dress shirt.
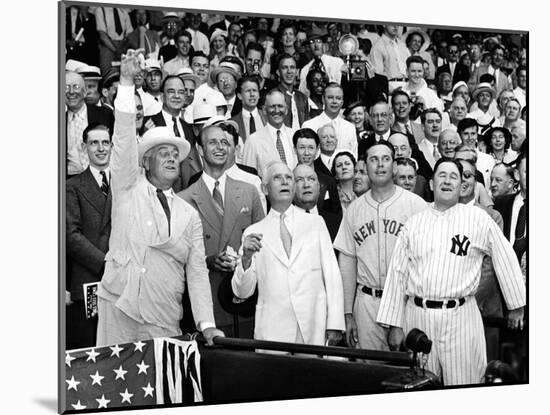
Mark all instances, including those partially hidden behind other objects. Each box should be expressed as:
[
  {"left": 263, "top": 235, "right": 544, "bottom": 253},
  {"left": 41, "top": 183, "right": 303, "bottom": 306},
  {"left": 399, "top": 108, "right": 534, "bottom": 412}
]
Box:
[
  {"left": 89, "top": 166, "right": 111, "bottom": 188},
  {"left": 509, "top": 193, "right": 524, "bottom": 245}
]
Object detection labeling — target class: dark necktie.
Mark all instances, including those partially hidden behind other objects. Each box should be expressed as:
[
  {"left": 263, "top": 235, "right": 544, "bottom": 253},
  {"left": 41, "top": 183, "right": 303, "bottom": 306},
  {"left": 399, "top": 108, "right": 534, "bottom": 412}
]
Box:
[
  {"left": 515, "top": 200, "right": 526, "bottom": 240},
  {"left": 305, "top": 209, "right": 311, "bottom": 213},
  {"left": 276, "top": 130, "right": 287, "bottom": 165},
  {"left": 313, "top": 57, "right": 326, "bottom": 74},
  {"left": 212, "top": 180, "right": 224, "bottom": 216},
  {"left": 100, "top": 170, "right": 109, "bottom": 197},
  {"left": 172, "top": 117, "right": 181, "bottom": 137},
  {"left": 156, "top": 188, "right": 171, "bottom": 236},
  {"left": 284, "top": 92, "right": 293, "bottom": 127},
  {"left": 249, "top": 113, "right": 256, "bottom": 135},
  {"left": 113, "top": 8, "right": 122, "bottom": 36}
]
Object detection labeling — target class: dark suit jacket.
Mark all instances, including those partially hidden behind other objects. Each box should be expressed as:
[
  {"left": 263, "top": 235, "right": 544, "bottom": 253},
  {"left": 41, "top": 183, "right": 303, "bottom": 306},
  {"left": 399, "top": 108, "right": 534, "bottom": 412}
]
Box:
[
  {"left": 314, "top": 157, "right": 333, "bottom": 179},
  {"left": 318, "top": 206, "right": 342, "bottom": 242},
  {"left": 317, "top": 171, "right": 342, "bottom": 216},
  {"left": 66, "top": 104, "right": 114, "bottom": 133},
  {"left": 436, "top": 62, "right": 470, "bottom": 85},
  {"left": 493, "top": 193, "right": 518, "bottom": 240},
  {"left": 65, "top": 8, "right": 99, "bottom": 66},
  {"left": 230, "top": 97, "right": 243, "bottom": 118},
  {"left": 143, "top": 111, "right": 203, "bottom": 191},
  {"left": 66, "top": 168, "right": 112, "bottom": 300},
  {"left": 231, "top": 110, "right": 267, "bottom": 142},
  {"left": 158, "top": 44, "right": 177, "bottom": 63},
  {"left": 178, "top": 176, "right": 265, "bottom": 329}
]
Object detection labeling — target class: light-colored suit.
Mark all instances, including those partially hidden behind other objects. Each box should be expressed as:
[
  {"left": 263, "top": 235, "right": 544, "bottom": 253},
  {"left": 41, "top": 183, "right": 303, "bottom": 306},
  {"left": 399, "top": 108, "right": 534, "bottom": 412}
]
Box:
[
  {"left": 241, "top": 125, "right": 297, "bottom": 178},
  {"left": 232, "top": 206, "right": 345, "bottom": 345},
  {"left": 468, "top": 64, "right": 511, "bottom": 97},
  {"left": 97, "top": 92, "right": 214, "bottom": 345},
  {"left": 178, "top": 176, "right": 265, "bottom": 331}
]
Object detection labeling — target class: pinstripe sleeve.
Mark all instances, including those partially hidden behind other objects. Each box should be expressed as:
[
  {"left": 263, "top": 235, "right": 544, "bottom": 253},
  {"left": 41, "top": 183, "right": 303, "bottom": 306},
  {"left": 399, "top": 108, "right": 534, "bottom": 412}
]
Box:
[
  {"left": 486, "top": 217, "right": 526, "bottom": 310},
  {"left": 376, "top": 224, "right": 411, "bottom": 327}
]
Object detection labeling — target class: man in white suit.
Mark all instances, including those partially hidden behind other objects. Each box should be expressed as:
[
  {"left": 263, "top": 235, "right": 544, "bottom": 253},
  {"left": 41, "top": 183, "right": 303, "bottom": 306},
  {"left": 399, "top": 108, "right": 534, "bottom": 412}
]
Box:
[
  {"left": 232, "top": 161, "right": 345, "bottom": 347},
  {"left": 241, "top": 90, "right": 297, "bottom": 178}
]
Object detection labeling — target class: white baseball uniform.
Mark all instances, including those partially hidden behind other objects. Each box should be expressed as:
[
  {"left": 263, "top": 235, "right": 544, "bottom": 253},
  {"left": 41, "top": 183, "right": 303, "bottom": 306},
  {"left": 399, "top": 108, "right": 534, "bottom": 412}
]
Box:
[
  {"left": 377, "top": 203, "right": 526, "bottom": 385},
  {"left": 334, "top": 186, "right": 427, "bottom": 350}
]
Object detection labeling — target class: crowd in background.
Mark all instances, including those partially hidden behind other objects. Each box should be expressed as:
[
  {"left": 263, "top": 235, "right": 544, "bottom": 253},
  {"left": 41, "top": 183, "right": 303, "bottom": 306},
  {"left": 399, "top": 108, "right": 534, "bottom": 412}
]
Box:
[{"left": 64, "top": 4, "right": 528, "bottom": 386}]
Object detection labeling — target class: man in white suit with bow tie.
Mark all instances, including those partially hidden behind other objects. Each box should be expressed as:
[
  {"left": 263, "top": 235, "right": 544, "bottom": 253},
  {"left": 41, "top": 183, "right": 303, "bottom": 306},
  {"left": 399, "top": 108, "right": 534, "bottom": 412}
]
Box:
[{"left": 232, "top": 161, "right": 345, "bottom": 347}]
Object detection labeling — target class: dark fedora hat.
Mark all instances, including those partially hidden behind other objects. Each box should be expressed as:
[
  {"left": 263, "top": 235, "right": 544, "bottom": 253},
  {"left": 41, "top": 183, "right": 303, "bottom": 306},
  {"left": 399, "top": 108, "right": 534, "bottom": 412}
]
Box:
[{"left": 217, "top": 275, "right": 258, "bottom": 317}]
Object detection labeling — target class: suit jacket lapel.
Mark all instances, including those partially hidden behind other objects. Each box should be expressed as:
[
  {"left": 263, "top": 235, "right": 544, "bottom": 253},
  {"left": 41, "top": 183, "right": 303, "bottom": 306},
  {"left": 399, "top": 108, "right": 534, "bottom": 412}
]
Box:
[
  {"left": 219, "top": 177, "right": 241, "bottom": 250},
  {"left": 289, "top": 211, "right": 306, "bottom": 263},
  {"left": 79, "top": 168, "right": 106, "bottom": 215},
  {"left": 191, "top": 178, "right": 222, "bottom": 236}
]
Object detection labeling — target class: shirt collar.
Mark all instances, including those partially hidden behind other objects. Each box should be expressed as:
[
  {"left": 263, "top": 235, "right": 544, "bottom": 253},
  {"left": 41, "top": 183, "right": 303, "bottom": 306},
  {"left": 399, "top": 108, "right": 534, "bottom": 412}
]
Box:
[
  {"left": 269, "top": 204, "right": 294, "bottom": 220},
  {"left": 294, "top": 204, "right": 318, "bottom": 215},
  {"left": 243, "top": 108, "right": 259, "bottom": 118},
  {"left": 69, "top": 103, "right": 87, "bottom": 117},
  {"left": 201, "top": 171, "right": 227, "bottom": 190},
  {"left": 146, "top": 179, "right": 175, "bottom": 199},
  {"left": 89, "top": 165, "right": 110, "bottom": 186}
]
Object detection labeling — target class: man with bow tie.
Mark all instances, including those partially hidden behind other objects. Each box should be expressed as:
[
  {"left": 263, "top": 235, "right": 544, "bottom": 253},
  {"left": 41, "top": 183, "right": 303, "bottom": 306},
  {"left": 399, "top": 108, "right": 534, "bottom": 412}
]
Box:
[{"left": 232, "top": 161, "right": 345, "bottom": 347}]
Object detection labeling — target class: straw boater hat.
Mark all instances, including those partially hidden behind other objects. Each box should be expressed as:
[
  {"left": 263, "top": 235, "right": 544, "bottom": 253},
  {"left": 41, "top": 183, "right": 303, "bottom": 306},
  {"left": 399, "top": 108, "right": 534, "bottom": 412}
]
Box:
[
  {"left": 209, "top": 61, "right": 241, "bottom": 85},
  {"left": 138, "top": 127, "right": 190, "bottom": 165},
  {"left": 175, "top": 67, "right": 201, "bottom": 85},
  {"left": 76, "top": 64, "right": 102, "bottom": 80},
  {"left": 402, "top": 27, "right": 431, "bottom": 52},
  {"left": 472, "top": 82, "right": 496, "bottom": 101},
  {"left": 144, "top": 58, "right": 162, "bottom": 74}
]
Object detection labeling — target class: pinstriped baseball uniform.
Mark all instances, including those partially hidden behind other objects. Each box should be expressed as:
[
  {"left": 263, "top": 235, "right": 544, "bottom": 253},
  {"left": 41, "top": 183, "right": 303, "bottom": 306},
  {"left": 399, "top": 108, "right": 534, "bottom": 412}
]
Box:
[
  {"left": 334, "top": 186, "right": 427, "bottom": 350},
  {"left": 377, "top": 203, "right": 525, "bottom": 385}
]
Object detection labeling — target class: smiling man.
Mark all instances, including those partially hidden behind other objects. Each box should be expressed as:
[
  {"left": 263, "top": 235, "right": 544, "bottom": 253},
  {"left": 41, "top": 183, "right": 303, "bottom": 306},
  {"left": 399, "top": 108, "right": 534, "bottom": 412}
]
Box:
[
  {"left": 334, "top": 141, "right": 427, "bottom": 351},
  {"left": 241, "top": 89, "right": 297, "bottom": 178},
  {"left": 230, "top": 76, "right": 266, "bottom": 142},
  {"left": 66, "top": 123, "right": 113, "bottom": 349},
  {"left": 303, "top": 82, "right": 357, "bottom": 159},
  {"left": 95, "top": 49, "right": 224, "bottom": 346},
  {"left": 232, "top": 161, "right": 345, "bottom": 348},
  {"left": 377, "top": 158, "right": 525, "bottom": 386},
  {"left": 178, "top": 123, "right": 265, "bottom": 338}
]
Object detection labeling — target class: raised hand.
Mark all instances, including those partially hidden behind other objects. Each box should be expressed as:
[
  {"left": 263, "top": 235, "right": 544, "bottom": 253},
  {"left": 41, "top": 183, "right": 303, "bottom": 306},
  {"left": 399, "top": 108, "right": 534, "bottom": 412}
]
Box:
[{"left": 120, "top": 48, "right": 146, "bottom": 86}]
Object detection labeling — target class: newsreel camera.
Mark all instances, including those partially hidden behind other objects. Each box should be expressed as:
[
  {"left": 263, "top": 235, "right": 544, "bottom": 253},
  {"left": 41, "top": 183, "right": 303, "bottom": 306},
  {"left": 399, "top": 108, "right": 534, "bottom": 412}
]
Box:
[{"left": 339, "top": 34, "right": 369, "bottom": 82}]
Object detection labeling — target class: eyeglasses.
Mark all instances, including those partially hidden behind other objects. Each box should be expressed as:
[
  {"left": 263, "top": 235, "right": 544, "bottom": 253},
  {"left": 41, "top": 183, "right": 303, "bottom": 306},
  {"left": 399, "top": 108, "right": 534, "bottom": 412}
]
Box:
[
  {"left": 66, "top": 84, "right": 83, "bottom": 92},
  {"left": 309, "top": 39, "right": 323, "bottom": 45}
]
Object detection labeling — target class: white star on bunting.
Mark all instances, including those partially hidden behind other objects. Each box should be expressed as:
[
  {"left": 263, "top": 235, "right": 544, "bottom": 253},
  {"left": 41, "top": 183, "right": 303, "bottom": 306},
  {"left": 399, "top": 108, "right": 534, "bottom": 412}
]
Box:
[
  {"left": 96, "top": 394, "right": 110, "bottom": 409},
  {"left": 142, "top": 382, "right": 155, "bottom": 398},
  {"left": 65, "top": 353, "right": 76, "bottom": 367},
  {"left": 134, "top": 340, "right": 146, "bottom": 352},
  {"left": 136, "top": 360, "right": 150, "bottom": 375},
  {"left": 71, "top": 400, "right": 86, "bottom": 410},
  {"left": 86, "top": 348, "right": 100, "bottom": 363},
  {"left": 113, "top": 365, "right": 128, "bottom": 380},
  {"left": 109, "top": 344, "right": 124, "bottom": 358},
  {"left": 66, "top": 376, "right": 80, "bottom": 391},
  {"left": 90, "top": 370, "right": 104, "bottom": 386},
  {"left": 120, "top": 388, "right": 134, "bottom": 404}
]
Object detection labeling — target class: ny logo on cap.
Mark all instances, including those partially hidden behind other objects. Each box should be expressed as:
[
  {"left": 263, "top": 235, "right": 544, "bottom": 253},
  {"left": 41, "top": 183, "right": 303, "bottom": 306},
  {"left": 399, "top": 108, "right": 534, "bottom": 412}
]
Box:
[{"left": 450, "top": 234, "right": 471, "bottom": 257}]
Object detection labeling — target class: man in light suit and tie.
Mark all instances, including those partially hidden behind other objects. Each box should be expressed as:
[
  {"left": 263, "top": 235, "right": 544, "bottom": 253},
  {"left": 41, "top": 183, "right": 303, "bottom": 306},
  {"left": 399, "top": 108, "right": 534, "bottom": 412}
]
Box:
[
  {"left": 232, "top": 161, "right": 345, "bottom": 347},
  {"left": 241, "top": 90, "right": 298, "bottom": 178},
  {"left": 178, "top": 122, "right": 265, "bottom": 338},
  {"left": 468, "top": 44, "right": 511, "bottom": 97},
  {"left": 96, "top": 49, "right": 223, "bottom": 346}
]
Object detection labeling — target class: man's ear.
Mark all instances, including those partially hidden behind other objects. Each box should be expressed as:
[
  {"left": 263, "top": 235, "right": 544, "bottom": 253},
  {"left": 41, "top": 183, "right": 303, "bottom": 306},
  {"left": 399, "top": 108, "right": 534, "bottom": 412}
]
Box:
[
  {"left": 142, "top": 156, "right": 150, "bottom": 171},
  {"left": 429, "top": 179, "right": 434, "bottom": 191},
  {"left": 197, "top": 145, "right": 204, "bottom": 159},
  {"left": 260, "top": 182, "right": 268, "bottom": 196},
  {"left": 101, "top": 88, "right": 109, "bottom": 99},
  {"left": 237, "top": 91, "right": 242, "bottom": 102}
]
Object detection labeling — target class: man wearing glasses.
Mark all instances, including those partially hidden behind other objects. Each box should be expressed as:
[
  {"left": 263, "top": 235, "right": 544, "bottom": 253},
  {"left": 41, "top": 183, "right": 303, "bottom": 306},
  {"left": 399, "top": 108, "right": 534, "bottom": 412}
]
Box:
[{"left": 66, "top": 71, "right": 113, "bottom": 177}]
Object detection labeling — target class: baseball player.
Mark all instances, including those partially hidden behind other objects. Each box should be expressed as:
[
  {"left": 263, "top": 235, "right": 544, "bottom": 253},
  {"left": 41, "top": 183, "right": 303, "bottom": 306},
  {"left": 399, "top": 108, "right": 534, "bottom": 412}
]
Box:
[
  {"left": 334, "top": 141, "right": 427, "bottom": 351},
  {"left": 377, "top": 158, "right": 525, "bottom": 386}
]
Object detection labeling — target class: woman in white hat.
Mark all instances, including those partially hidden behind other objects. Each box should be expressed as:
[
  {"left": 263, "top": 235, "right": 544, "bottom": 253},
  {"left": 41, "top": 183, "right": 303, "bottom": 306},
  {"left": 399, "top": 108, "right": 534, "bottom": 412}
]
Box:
[
  {"left": 209, "top": 29, "right": 232, "bottom": 71},
  {"left": 403, "top": 27, "right": 435, "bottom": 80}
]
